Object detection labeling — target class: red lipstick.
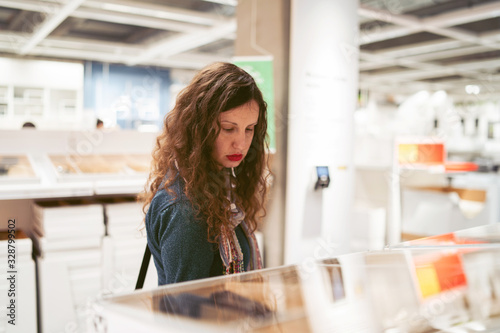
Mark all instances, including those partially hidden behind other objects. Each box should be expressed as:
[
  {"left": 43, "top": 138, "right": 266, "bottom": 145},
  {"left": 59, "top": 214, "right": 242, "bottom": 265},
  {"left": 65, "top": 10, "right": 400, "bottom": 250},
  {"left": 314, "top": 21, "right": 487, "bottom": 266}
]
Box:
[{"left": 227, "top": 154, "right": 243, "bottom": 162}]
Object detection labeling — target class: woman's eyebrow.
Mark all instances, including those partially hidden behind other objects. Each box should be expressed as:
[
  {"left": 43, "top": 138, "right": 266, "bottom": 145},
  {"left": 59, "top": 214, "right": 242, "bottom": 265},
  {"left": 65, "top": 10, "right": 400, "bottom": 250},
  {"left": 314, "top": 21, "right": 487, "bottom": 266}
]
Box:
[
  {"left": 221, "top": 121, "right": 258, "bottom": 126},
  {"left": 221, "top": 120, "right": 238, "bottom": 125}
]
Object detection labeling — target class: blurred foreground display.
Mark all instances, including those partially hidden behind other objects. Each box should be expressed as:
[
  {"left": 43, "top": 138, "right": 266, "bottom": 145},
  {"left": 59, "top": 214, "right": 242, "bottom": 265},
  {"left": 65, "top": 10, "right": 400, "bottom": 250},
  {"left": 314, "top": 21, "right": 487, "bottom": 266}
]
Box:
[{"left": 96, "top": 224, "right": 500, "bottom": 333}]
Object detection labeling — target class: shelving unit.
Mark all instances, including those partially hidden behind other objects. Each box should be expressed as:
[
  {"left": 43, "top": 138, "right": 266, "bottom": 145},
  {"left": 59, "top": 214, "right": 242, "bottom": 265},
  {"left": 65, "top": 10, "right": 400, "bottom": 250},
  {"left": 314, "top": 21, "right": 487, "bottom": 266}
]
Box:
[
  {"left": 0, "top": 85, "right": 8, "bottom": 116},
  {"left": 13, "top": 86, "right": 45, "bottom": 116},
  {"left": 0, "top": 85, "right": 80, "bottom": 124},
  {"left": 50, "top": 89, "right": 78, "bottom": 118},
  {"left": 389, "top": 137, "right": 500, "bottom": 245},
  {"left": 0, "top": 58, "right": 84, "bottom": 130}
]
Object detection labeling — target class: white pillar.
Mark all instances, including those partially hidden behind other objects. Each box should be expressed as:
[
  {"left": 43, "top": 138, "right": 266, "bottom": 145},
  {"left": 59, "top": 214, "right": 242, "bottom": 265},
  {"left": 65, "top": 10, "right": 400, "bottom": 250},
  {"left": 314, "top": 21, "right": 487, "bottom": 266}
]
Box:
[{"left": 285, "top": 0, "right": 359, "bottom": 264}]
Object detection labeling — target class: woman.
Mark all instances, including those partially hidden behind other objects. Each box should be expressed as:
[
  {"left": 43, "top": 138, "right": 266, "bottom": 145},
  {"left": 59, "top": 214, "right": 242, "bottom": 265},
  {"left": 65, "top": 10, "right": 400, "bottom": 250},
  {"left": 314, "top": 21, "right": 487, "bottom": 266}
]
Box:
[{"left": 140, "top": 62, "right": 270, "bottom": 285}]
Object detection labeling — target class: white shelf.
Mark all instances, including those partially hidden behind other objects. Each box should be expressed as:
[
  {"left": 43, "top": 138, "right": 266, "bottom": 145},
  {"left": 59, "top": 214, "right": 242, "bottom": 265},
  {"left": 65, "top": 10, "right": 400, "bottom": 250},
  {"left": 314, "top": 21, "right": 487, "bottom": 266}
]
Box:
[
  {"left": 0, "top": 182, "right": 94, "bottom": 200},
  {"left": 0, "top": 178, "right": 147, "bottom": 200},
  {"left": 94, "top": 179, "right": 147, "bottom": 195},
  {"left": 0, "top": 84, "right": 80, "bottom": 127}
]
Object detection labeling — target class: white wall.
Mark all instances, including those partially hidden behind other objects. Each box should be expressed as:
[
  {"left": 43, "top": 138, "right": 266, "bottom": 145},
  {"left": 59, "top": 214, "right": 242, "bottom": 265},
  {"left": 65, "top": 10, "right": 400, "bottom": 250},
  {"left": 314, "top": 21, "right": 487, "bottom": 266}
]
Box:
[{"left": 0, "top": 58, "right": 83, "bottom": 89}]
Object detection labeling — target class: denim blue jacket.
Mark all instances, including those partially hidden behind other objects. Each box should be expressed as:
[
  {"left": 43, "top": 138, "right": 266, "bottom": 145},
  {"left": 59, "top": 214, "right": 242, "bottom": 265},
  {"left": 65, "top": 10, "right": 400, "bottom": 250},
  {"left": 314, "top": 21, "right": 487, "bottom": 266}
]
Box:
[{"left": 145, "top": 175, "right": 250, "bottom": 285}]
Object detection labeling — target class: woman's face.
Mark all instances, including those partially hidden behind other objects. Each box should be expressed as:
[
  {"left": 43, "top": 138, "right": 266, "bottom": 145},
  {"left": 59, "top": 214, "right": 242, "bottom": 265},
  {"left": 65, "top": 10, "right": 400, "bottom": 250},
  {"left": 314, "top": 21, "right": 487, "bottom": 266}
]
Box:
[{"left": 212, "top": 99, "right": 260, "bottom": 170}]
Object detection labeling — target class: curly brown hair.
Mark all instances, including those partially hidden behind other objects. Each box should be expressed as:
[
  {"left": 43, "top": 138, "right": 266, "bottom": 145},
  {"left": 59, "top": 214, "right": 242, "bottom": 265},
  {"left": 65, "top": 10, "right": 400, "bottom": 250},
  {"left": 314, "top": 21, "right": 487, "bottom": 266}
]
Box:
[{"left": 139, "top": 62, "right": 270, "bottom": 242}]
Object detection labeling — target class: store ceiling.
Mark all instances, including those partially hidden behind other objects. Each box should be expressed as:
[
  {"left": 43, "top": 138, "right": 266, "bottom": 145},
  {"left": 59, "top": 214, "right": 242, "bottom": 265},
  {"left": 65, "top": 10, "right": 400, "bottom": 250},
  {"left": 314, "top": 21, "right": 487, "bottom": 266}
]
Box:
[
  {"left": 0, "top": 0, "right": 499, "bottom": 99},
  {"left": 359, "top": 0, "right": 500, "bottom": 100}
]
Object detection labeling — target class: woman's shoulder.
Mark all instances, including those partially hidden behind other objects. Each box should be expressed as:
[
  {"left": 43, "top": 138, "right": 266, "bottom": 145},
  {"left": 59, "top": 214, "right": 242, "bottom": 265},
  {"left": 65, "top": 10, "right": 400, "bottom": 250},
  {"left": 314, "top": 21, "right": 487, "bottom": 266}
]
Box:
[
  {"left": 147, "top": 176, "right": 207, "bottom": 239},
  {"left": 150, "top": 175, "right": 188, "bottom": 212}
]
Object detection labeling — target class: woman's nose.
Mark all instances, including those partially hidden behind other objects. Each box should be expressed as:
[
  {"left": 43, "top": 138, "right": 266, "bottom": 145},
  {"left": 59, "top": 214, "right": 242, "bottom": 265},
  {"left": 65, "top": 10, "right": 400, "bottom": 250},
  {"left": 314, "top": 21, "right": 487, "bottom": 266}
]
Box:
[{"left": 232, "top": 131, "right": 246, "bottom": 149}]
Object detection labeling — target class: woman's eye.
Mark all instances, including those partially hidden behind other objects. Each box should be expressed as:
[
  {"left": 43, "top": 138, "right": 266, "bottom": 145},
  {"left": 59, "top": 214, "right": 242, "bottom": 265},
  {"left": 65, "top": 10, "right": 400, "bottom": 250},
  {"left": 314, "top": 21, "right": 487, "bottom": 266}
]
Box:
[
  {"left": 246, "top": 128, "right": 254, "bottom": 132},
  {"left": 223, "top": 128, "right": 234, "bottom": 133}
]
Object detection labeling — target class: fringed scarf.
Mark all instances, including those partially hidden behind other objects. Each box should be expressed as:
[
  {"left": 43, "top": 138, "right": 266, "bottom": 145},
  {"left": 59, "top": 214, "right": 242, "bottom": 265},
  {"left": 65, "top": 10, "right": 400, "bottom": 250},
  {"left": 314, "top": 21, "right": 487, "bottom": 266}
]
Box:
[{"left": 218, "top": 169, "right": 262, "bottom": 275}]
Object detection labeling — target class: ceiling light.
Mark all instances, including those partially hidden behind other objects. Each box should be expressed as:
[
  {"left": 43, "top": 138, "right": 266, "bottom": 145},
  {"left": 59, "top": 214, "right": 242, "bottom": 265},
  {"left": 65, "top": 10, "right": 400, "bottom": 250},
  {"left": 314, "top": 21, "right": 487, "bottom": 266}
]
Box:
[{"left": 465, "top": 85, "right": 480, "bottom": 95}]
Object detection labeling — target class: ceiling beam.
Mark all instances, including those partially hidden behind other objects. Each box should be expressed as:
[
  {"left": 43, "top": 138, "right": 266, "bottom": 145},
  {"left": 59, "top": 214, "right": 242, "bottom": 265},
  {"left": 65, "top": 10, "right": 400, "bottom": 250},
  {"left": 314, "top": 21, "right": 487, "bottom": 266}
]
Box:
[
  {"left": 393, "top": 45, "right": 494, "bottom": 63},
  {"left": 423, "top": 2, "right": 500, "bottom": 28},
  {"left": 361, "top": 57, "right": 500, "bottom": 83},
  {"left": 0, "top": 0, "right": 232, "bottom": 33},
  {"left": 0, "top": 32, "right": 139, "bottom": 53},
  {"left": 25, "top": 44, "right": 226, "bottom": 70},
  {"left": 359, "top": 44, "right": 494, "bottom": 71},
  {"left": 73, "top": 8, "right": 204, "bottom": 33},
  {"left": 40, "top": 37, "right": 140, "bottom": 55},
  {"left": 359, "top": 2, "right": 500, "bottom": 45},
  {"left": 128, "top": 20, "right": 236, "bottom": 66},
  {"left": 360, "top": 25, "right": 421, "bottom": 45},
  {"left": 360, "top": 31, "right": 500, "bottom": 73},
  {"left": 0, "top": 0, "right": 47, "bottom": 12},
  {"left": 18, "top": 0, "right": 86, "bottom": 55},
  {"left": 84, "top": 0, "right": 228, "bottom": 26},
  {"left": 156, "top": 52, "right": 231, "bottom": 68},
  {"left": 368, "top": 39, "right": 467, "bottom": 59},
  {"left": 358, "top": 4, "right": 421, "bottom": 29},
  {"left": 30, "top": 45, "right": 133, "bottom": 63},
  {"left": 360, "top": 51, "right": 442, "bottom": 72},
  {"left": 201, "top": 0, "right": 237, "bottom": 6},
  {"left": 359, "top": 3, "right": 500, "bottom": 53},
  {"left": 0, "top": 31, "right": 234, "bottom": 63}
]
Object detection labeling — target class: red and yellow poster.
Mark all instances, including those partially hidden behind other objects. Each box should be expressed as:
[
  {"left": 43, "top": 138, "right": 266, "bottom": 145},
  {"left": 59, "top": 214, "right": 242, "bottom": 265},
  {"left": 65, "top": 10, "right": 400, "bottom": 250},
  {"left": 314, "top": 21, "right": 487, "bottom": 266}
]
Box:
[
  {"left": 410, "top": 233, "right": 485, "bottom": 299},
  {"left": 398, "top": 142, "right": 445, "bottom": 165}
]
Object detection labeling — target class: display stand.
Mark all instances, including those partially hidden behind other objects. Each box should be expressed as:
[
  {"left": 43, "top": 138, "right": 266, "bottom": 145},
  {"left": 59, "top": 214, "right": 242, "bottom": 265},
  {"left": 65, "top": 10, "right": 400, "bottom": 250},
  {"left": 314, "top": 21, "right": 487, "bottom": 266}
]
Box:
[
  {"left": 389, "top": 137, "right": 497, "bottom": 245},
  {"left": 0, "top": 129, "right": 157, "bottom": 333},
  {"left": 96, "top": 224, "right": 500, "bottom": 333}
]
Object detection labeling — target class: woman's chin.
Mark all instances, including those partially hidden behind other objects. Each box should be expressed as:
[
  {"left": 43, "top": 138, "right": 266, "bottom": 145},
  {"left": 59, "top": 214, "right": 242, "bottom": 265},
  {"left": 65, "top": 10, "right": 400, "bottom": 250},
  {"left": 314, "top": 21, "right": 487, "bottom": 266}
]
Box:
[{"left": 222, "top": 160, "right": 242, "bottom": 169}]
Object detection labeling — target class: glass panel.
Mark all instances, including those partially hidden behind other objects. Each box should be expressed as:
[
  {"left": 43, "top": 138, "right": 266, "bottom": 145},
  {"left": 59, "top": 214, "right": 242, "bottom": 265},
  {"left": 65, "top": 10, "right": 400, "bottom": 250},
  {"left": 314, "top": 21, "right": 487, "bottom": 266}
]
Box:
[
  {"left": 13, "top": 87, "right": 44, "bottom": 116},
  {"left": 0, "top": 155, "right": 36, "bottom": 178},
  {"left": 49, "top": 154, "right": 151, "bottom": 176},
  {"left": 0, "top": 86, "right": 8, "bottom": 102},
  {"left": 394, "top": 224, "right": 500, "bottom": 249},
  {"left": 14, "top": 87, "right": 43, "bottom": 102},
  {"left": 50, "top": 89, "right": 77, "bottom": 116},
  {"left": 98, "top": 243, "right": 500, "bottom": 332}
]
